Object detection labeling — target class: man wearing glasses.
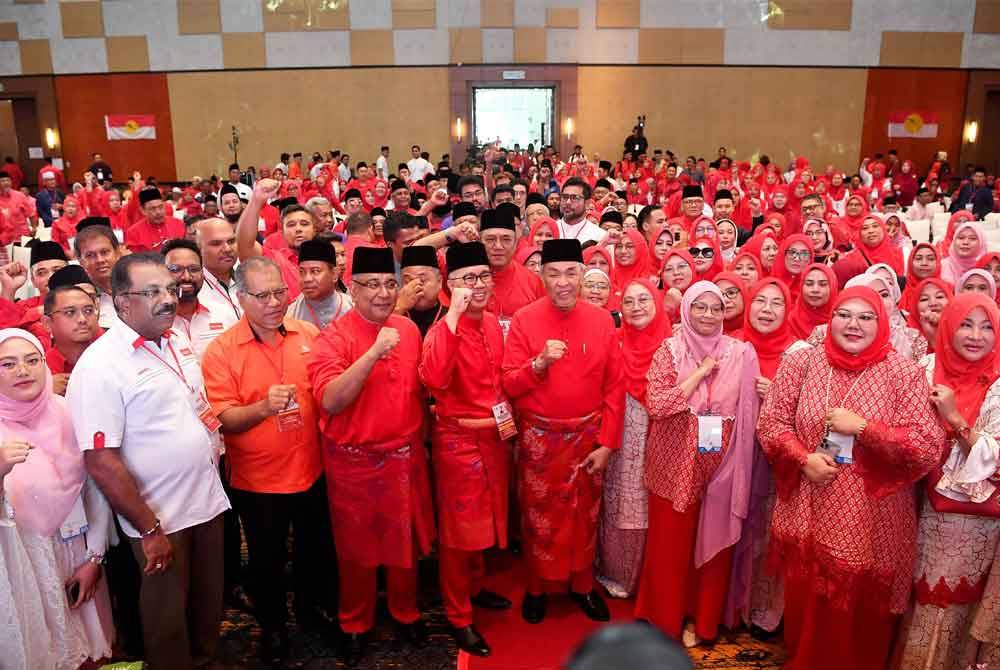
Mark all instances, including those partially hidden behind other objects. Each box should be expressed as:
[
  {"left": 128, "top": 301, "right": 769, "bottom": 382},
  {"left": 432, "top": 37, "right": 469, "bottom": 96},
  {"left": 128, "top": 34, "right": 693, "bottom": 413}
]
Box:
[
  {"left": 67, "top": 252, "right": 231, "bottom": 670},
  {"left": 556, "top": 178, "right": 606, "bottom": 244},
  {"left": 202, "top": 256, "right": 335, "bottom": 665},
  {"left": 308, "top": 246, "right": 434, "bottom": 666},
  {"left": 419, "top": 242, "right": 514, "bottom": 657},
  {"left": 161, "top": 239, "right": 232, "bottom": 360},
  {"left": 40, "top": 268, "right": 101, "bottom": 393}
]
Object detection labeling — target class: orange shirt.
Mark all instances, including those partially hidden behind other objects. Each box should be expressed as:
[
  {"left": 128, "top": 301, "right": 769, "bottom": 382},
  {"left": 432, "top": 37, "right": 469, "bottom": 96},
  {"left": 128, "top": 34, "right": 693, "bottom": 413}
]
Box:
[{"left": 202, "top": 316, "right": 323, "bottom": 494}]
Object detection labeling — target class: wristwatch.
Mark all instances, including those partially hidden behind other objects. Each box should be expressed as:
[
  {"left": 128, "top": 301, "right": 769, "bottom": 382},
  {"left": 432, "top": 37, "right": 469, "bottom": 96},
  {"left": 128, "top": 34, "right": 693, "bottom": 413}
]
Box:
[{"left": 87, "top": 553, "right": 105, "bottom": 566}]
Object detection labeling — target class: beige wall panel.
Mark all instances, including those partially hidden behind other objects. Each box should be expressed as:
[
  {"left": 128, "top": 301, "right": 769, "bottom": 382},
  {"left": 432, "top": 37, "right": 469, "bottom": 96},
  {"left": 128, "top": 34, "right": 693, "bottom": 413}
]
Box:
[
  {"left": 546, "top": 8, "right": 579, "bottom": 28},
  {"left": 392, "top": 0, "right": 436, "bottom": 29},
  {"left": 975, "top": 0, "right": 1000, "bottom": 33},
  {"left": 880, "top": 31, "right": 963, "bottom": 67},
  {"left": 577, "top": 66, "right": 867, "bottom": 169},
  {"left": 481, "top": 0, "right": 514, "bottom": 27},
  {"left": 222, "top": 33, "right": 266, "bottom": 69},
  {"left": 449, "top": 27, "right": 482, "bottom": 63},
  {"left": 0, "top": 22, "right": 19, "bottom": 41},
  {"left": 596, "top": 0, "right": 640, "bottom": 29},
  {"left": 638, "top": 28, "right": 723, "bottom": 64},
  {"left": 768, "top": 0, "right": 852, "bottom": 30},
  {"left": 60, "top": 1, "right": 103, "bottom": 38},
  {"left": 514, "top": 27, "right": 546, "bottom": 63},
  {"left": 168, "top": 68, "right": 451, "bottom": 179},
  {"left": 178, "top": 0, "right": 221, "bottom": 35},
  {"left": 19, "top": 39, "right": 53, "bottom": 75},
  {"left": 106, "top": 35, "right": 150, "bottom": 72},
  {"left": 350, "top": 30, "right": 394, "bottom": 66}
]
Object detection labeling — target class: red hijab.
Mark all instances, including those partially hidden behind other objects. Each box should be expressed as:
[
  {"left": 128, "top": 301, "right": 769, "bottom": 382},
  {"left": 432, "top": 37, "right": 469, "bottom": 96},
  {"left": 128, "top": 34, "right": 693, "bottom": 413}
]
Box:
[
  {"left": 824, "top": 286, "right": 891, "bottom": 370},
  {"left": 528, "top": 216, "right": 559, "bottom": 247},
  {"left": 763, "top": 212, "right": 787, "bottom": 240},
  {"left": 620, "top": 278, "right": 672, "bottom": 401},
  {"left": 976, "top": 251, "right": 1000, "bottom": 307},
  {"left": 939, "top": 210, "right": 977, "bottom": 255},
  {"left": 743, "top": 277, "right": 798, "bottom": 378},
  {"left": 933, "top": 293, "right": 1000, "bottom": 426},
  {"left": 738, "top": 230, "right": 777, "bottom": 269},
  {"left": 858, "top": 215, "right": 904, "bottom": 276},
  {"left": 689, "top": 235, "right": 724, "bottom": 281},
  {"left": 770, "top": 234, "right": 814, "bottom": 301},
  {"left": 833, "top": 194, "right": 870, "bottom": 246},
  {"left": 659, "top": 248, "right": 696, "bottom": 294},
  {"left": 788, "top": 263, "right": 838, "bottom": 339},
  {"left": 713, "top": 271, "right": 748, "bottom": 336},
  {"left": 768, "top": 184, "right": 791, "bottom": 215},
  {"left": 728, "top": 251, "right": 764, "bottom": 282},
  {"left": 612, "top": 229, "right": 655, "bottom": 295},
  {"left": 901, "top": 243, "right": 940, "bottom": 309},
  {"left": 906, "top": 277, "right": 953, "bottom": 332},
  {"left": 583, "top": 244, "right": 613, "bottom": 270}
]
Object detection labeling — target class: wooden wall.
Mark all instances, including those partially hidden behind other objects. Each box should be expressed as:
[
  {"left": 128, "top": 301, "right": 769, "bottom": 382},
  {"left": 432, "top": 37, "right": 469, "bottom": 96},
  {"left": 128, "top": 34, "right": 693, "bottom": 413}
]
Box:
[{"left": 54, "top": 73, "right": 178, "bottom": 182}]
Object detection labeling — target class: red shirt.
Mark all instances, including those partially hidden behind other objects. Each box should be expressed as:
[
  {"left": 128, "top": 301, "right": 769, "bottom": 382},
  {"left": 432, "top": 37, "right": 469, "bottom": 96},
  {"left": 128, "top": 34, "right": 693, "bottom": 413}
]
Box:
[
  {"left": 419, "top": 312, "right": 505, "bottom": 419},
  {"left": 0, "top": 189, "right": 36, "bottom": 244},
  {"left": 486, "top": 261, "right": 545, "bottom": 320},
  {"left": 308, "top": 310, "right": 424, "bottom": 447},
  {"left": 125, "top": 216, "right": 185, "bottom": 252},
  {"left": 4, "top": 163, "right": 24, "bottom": 190},
  {"left": 502, "top": 298, "right": 625, "bottom": 449}
]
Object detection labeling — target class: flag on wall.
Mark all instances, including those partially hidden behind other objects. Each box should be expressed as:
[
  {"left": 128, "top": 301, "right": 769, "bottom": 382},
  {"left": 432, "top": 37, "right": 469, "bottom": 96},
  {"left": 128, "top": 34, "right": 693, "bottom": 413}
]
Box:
[
  {"left": 105, "top": 114, "right": 157, "bottom": 140},
  {"left": 887, "top": 111, "right": 939, "bottom": 138}
]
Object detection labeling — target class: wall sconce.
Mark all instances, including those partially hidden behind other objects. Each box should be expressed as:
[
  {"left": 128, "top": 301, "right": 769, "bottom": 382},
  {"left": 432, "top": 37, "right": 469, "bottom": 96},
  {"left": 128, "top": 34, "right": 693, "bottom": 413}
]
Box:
[
  {"left": 44, "top": 127, "right": 59, "bottom": 149},
  {"left": 564, "top": 117, "right": 574, "bottom": 140},
  {"left": 454, "top": 117, "right": 464, "bottom": 144},
  {"left": 964, "top": 121, "right": 979, "bottom": 144}
]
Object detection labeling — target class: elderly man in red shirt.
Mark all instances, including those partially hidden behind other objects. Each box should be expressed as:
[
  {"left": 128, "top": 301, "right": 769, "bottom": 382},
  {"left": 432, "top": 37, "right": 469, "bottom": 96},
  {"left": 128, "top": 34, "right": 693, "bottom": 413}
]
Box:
[{"left": 307, "top": 246, "right": 434, "bottom": 667}]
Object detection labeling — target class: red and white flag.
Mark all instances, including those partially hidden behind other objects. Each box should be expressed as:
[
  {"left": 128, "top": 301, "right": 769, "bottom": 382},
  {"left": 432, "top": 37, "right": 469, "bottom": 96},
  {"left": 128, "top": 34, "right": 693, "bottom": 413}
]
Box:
[
  {"left": 888, "top": 111, "right": 938, "bottom": 139},
  {"left": 105, "top": 114, "right": 156, "bottom": 140}
]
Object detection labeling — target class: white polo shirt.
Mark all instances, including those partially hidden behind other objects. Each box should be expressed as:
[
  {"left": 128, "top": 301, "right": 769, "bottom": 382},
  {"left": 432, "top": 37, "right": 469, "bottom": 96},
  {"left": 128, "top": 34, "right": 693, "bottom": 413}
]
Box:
[
  {"left": 172, "top": 302, "right": 231, "bottom": 360},
  {"left": 65, "top": 320, "right": 230, "bottom": 538},
  {"left": 556, "top": 217, "right": 607, "bottom": 245},
  {"left": 97, "top": 291, "right": 118, "bottom": 330},
  {"left": 198, "top": 268, "right": 243, "bottom": 327}
]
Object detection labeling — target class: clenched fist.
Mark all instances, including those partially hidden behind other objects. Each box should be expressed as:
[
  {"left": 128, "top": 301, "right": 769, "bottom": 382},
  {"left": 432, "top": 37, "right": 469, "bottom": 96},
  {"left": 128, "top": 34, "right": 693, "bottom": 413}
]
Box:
[
  {"left": 370, "top": 327, "right": 400, "bottom": 359},
  {"left": 535, "top": 339, "right": 568, "bottom": 371}
]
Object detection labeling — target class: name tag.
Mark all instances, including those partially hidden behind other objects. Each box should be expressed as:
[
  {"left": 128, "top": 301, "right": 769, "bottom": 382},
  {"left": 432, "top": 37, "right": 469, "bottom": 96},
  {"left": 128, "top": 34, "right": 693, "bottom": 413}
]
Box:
[
  {"left": 193, "top": 392, "right": 221, "bottom": 433},
  {"left": 819, "top": 431, "right": 855, "bottom": 464},
  {"left": 498, "top": 317, "right": 512, "bottom": 340},
  {"left": 277, "top": 398, "right": 304, "bottom": 432},
  {"left": 492, "top": 400, "right": 518, "bottom": 440},
  {"left": 697, "top": 414, "right": 723, "bottom": 453}
]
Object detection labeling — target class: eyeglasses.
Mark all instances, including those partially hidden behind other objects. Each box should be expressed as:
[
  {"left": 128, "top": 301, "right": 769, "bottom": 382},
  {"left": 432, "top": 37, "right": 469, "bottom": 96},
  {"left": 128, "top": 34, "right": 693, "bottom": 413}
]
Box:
[
  {"left": 0, "top": 355, "right": 43, "bottom": 373},
  {"left": 120, "top": 285, "right": 181, "bottom": 300},
  {"left": 663, "top": 263, "right": 690, "bottom": 274},
  {"left": 583, "top": 281, "right": 610, "bottom": 291},
  {"left": 46, "top": 305, "right": 97, "bottom": 319},
  {"left": 166, "top": 264, "right": 203, "bottom": 275},
  {"left": 559, "top": 194, "right": 586, "bottom": 202},
  {"left": 688, "top": 247, "right": 714, "bottom": 259},
  {"left": 461, "top": 189, "right": 485, "bottom": 200},
  {"left": 352, "top": 279, "right": 399, "bottom": 292},
  {"left": 690, "top": 302, "right": 724, "bottom": 316},
  {"left": 720, "top": 287, "right": 741, "bottom": 299},
  {"left": 785, "top": 250, "right": 811, "bottom": 261},
  {"left": 621, "top": 296, "right": 653, "bottom": 308},
  {"left": 243, "top": 287, "right": 289, "bottom": 303},
  {"left": 832, "top": 309, "right": 878, "bottom": 324},
  {"left": 752, "top": 296, "right": 786, "bottom": 309},
  {"left": 454, "top": 271, "right": 493, "bottom": 287}
]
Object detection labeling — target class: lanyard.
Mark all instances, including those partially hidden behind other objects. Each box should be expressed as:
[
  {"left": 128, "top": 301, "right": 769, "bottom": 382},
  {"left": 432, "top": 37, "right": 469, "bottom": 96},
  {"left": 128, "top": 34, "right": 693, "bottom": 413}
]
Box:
[
  {"left": 825, "top": 367, "right": 868, "bottom": 411},
  {"left": 203, "top": 274, "right": 241, "bottom": 319},
  {"left": 141, "top": 340, "right": 190, "bottom": 388},
  {"left": 561, "top": 219, "right": 585, "bottom": 240}
]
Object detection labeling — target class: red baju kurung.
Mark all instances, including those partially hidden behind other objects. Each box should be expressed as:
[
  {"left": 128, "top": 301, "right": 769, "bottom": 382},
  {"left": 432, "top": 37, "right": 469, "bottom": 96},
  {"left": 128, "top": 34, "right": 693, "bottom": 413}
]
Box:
[
  {"left": 419, "top": 311, "right": 512, "bottom": 627},
  {"left": 307, "top": 310, "right": 435, "bottom": 632},
  {"left": 487, "top": 262, "right": 545, "bottom": 330},
  {"left": 757, "top": 346, "right": 943, "bottom": 670},
  {"left": 502, "top": 298, "right": 624, "bottom": 593}
]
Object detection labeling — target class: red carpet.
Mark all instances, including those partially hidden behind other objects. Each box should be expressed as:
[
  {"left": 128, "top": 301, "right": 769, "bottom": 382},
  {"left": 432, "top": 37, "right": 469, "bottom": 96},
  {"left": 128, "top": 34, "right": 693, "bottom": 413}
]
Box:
[{"left": 458, "top": 553, "right": 636, "bottom": 670}]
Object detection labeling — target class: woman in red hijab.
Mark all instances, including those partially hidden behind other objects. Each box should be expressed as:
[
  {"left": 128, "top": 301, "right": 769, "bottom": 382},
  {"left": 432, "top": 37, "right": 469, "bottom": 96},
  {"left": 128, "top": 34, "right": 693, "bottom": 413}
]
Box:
[
  {"left": 597, "top": 278, "right": 671, "bottom": 599},
  {"left": 977, "top": 251, "right": 1000, "bottom": 307},
  {"left": 788, "top": 263, "right": 838, "bottom": 340},
  {"left": 714, "top": 271, "right": 748, "bottom": 337},
  {"left": 659, "top": 249, "right": 696, "bottom": 322},
  {"left": 762, "top": 212, "right": 787, "bottom": 240},
  {"left": 894, "top": 160, "right": 920, "bottom": 206},
  {"left": 907, "top": 277, "right": 952, "bottom": 352},
  {"left": 937, "top": 210, "right": 977, "bottom": 257},
  {"left": 767, "top": 185, "right": 791, "bottom": 220},
  {"left": 832, "top": 193, "right": 869, "bottom": 249},
  {"left": 832, "top": 215, "right": 904, "bottom": 288},
  {"left": 758, "top": 286, "right": 944, "bottom": 670},
  {"left": 743, "top": 278, "right": 802, "bottom": 391},
  {"left": 897, "top": 294, "right": 1000, "bottom": 669},
  {"left": 730, "top": 251, "right": 764, "bottom": 287},
  {"left": 612, "top": 229, "right": 655, "bottom": 300},
  {"left": 900, "top": 243, "right": 941, "bottom": 310},
  {"left": 527, "top": 216, "right": 559, "bottom": 249},
  {"left": 688, "top": 236, "right": 723, "bottom": 282},
  {"left": 770, "top": 234, "right": 814, "bottom": 303}
]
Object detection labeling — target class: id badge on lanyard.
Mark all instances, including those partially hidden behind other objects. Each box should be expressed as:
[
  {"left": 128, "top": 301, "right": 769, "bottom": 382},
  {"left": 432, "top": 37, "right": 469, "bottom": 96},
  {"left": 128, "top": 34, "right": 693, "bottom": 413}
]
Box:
[
  {"left": 498, "top": 317, "right": 512, "bottom": 340},
  {"left": 818, "top": 430, "right": 855, "bottom": 464},
  {"left": 277, "top": 398, "right": 305, "bottom": 432},
  {"left": 492, "top": 400, "right": 518, "bottom": 440},
  {"left": 697, "top": 412, "right": 723, "bottom": 454},
  {"left": 192, "top": 391, "right": 222, "bottom": 433}
]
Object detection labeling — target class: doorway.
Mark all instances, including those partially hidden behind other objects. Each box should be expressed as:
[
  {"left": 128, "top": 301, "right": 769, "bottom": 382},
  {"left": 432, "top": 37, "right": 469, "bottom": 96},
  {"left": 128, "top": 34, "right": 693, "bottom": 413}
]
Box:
[
  {"left": 472, "top": 87, "right": 554, "bottom": 149},
  {"left": 982, "top": 91, "right": 1000, "bottom": 177},
  {"left": 0, "top": 101, "right": 18, "bottom": 164}
]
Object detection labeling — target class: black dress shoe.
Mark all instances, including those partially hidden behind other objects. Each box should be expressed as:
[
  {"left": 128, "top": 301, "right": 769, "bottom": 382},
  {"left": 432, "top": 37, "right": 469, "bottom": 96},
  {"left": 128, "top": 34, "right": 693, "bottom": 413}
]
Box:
[
  {"left": 225, "top": 584, "right": 256, "bottom": 614},
  {"left": 340, "top": 633, "right": 366, "bottom": 667},
  {"left": 521, "top": 592, "right": 547, "bottom": 624},
  {"left": 471, "top": 589, "right": 512, "bottom": 610},
  {"left": 570, "top": 590, "right": 610, "bottom": 622},
  {"left": 259, "top": 628, "right": 289, "bottom": 665},
  {"left": 451, "top": 624, "right": 491, "bottom": 657},
  {"left": 397, "top": 618, "right": 429, "bottom": 648}
]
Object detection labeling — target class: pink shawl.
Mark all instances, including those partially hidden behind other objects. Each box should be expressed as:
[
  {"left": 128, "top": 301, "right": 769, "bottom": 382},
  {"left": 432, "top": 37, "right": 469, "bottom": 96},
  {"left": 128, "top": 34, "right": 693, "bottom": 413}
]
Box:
[{"left": 0, "top": 329, "right": 86, "bottom": 537}]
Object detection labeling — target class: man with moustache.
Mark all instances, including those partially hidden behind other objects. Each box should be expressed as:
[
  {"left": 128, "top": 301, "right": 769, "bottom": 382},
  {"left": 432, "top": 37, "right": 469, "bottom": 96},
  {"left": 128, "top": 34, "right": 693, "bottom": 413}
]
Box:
[
  {"left": 40, "top": 272, "right": 101, "bottom": 393},
  {"left": 307, "top": 247, "right": 435, "bottom": 666},
  {"left": 502, "top": 239, "right": 624, "bottom": 625},
  {"left": 287, "top": 239, "right": 352, "bottom": 328},
  {"left": 669, "top": 185, "right": 708, "bottom": 234},
  {"left": 75, "top": 223, "right": 124, "bottom": 329},
  {"left": 162, "top": 239, "right": 234, "bottom": 359},
  {"left": 481, "top": 207, "right": 544, "bottom": 336},
  {"left": 395, "top": 245, "right": 445, "bottom": 337},
  {"left": 419, "top": 242, "right": 513, "bottom": 657},
  {"left": 202, "top": 256, "right": 335, "bottom": 664},
  {"left": 218, "top": 183, "right": 245, "bottom": 225},
  {"left": 67, "top": 252, "right": 230, "bottom": 670},
  {"left": 555, "top": 178, "right": 605, "bottom": 244},
  {"left": 126, "top": 187, "right": 185, "bottom": 253}
]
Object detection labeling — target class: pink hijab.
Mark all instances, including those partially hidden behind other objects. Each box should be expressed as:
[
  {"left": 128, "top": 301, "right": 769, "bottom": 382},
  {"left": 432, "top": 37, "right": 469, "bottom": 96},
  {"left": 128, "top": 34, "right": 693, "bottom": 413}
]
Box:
[
  {"left": 941, "top": 221, "right": 987, "bottom": 286},
  {"left": 0, "top": 329, "right": 86, "bottom": 537}
]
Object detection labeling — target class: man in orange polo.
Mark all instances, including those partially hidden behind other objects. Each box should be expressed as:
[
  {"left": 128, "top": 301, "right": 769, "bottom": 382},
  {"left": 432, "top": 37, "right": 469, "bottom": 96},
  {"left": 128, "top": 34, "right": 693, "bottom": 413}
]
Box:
[{"left": 201, "top": 256, "right": 336, "bottom": 666}]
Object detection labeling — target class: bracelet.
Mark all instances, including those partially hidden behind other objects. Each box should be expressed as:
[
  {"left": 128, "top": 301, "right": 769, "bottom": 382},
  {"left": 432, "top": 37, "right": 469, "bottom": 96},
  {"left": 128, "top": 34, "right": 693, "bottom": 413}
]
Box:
[
  {"left": 87, "top": 553, "right": 105, "bottom": 566},
  {"left": 140, "top": 519, "right": 161, "bottom": 538},
  {"left": 857, "top": 419, "right": 867, "bottom": 436}
]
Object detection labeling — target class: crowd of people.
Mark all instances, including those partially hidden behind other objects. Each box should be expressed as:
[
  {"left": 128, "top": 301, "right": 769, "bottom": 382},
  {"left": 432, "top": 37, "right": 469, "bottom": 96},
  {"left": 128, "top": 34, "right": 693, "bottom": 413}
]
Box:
[{"left": 1, "top": 135, "right": 999, "bottom": 670}]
